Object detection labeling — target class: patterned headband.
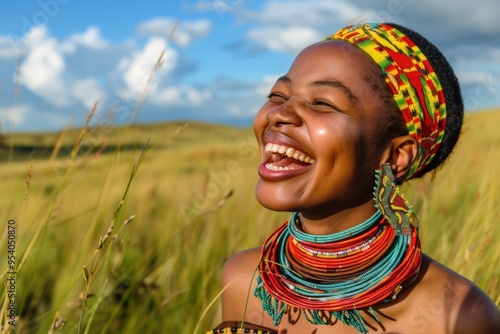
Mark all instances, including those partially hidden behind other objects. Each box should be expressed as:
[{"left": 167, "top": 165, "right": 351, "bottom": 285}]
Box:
[{"left": 328, "top": 23, "right": 447, "bottom": 180}]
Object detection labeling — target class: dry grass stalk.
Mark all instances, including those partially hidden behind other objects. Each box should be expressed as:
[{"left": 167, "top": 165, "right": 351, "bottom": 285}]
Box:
[
  {"left": 126, "top": 52, "right": 165, "bottom": 125},
  {"left": 48, "top": 310, "right": 67, "bottom": 333},
  {"left": 14, "top": 55, "right": 22, "bottom": 103},
  {"left": 70, "top": 101, "right": 98, "bottom": 160},
  {"left": 172, "top": 123, "right": 189, "bottom": 137},
  {"left": 126, "top": 20, "right": 178, "bottom": 126},
  {"left": 19, "top": 159, "right": 33, "bottom": 231},
  {"left": 50, "top": 119, "right": 74, "bottom": 161},
  {"left": 123, "top": 214, "right": 136, "bottom": 226}
]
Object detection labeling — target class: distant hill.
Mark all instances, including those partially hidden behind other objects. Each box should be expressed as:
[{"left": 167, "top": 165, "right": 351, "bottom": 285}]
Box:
[
  {"left": 1, "top": 109, "right": 499, "bottom": 162},
  {"left": 0, "top": 120, "right": 254, "bottom": 162}
]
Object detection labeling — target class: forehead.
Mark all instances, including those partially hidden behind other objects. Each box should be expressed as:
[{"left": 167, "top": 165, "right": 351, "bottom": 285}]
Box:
[
  {"left": 288, "top": 39, "right": 378, "bottom": 81},
  {"left": 282, "top": 40, "right": 385, "bottom": 111}
]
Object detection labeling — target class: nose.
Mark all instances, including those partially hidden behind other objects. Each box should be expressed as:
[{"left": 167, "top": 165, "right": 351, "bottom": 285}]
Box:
[{"left": 266, "top": 99, "right": 302, "bottom": 127}]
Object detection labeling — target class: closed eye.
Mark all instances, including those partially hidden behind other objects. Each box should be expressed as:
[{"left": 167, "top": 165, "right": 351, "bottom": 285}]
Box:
[
  {"left": 313, "top": 100, "right": 334, "bottom": 107},
  {"left": 267, "top": 92, "right": 288, "bottom": 103},
  {"left": 309, "top": 99, "right": 340, "bottom": 112}
]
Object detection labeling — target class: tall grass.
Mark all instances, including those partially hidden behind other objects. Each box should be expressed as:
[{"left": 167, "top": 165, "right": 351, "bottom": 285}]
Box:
[{"left": 0, "top": 110, "right": 498, "bottom": 333}]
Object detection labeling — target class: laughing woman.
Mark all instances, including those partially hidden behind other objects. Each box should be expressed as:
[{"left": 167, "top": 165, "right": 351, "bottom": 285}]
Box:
[{"left": 208, "top": 23, "right": 500, "bottom": 333}]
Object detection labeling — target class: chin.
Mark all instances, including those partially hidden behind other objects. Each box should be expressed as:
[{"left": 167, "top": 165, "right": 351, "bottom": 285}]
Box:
[{"left": 255, "top": 183, "right": 296, "bottom": 213}]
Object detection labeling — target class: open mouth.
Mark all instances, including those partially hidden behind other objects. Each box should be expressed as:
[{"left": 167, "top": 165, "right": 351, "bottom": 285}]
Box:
[{"left": 264, "top": 142, "right": 315, "bottom": 171}]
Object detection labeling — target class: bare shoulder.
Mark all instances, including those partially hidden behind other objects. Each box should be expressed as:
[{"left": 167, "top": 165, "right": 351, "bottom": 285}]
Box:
[
  {"left": 222, "top": 247, "right": 262, "bottom": 282},
  {"left": 409, "top": 254, "right": 500, "bottom": 333},
  {"left": 221, "top": 248, "right": 268, "bottom": 322}
]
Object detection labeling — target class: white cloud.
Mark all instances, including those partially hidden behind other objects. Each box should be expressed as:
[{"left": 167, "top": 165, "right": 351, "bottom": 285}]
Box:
[
  {"left": 137, "top": 18, "right": 212, "bottom": 47},
  {"left": 248, "top": 27, "right": 322, "bottom": 53},
  {"left": 149, "top": 86, "right": 211, "bottom": 107},
  {"left": 18, "top": 26, "right": 69, "bottom": 107},
  {"left": 241, "top": 1, "right": 374, "bottom": 54},
  {"left": 71, "top": 78, "right": 104, "bottom": 110},
  {"left": 242, "top": 0, "right": 371, "bottom": 27},
  {"left": 1, "top": 0, "right": 499, "bottom": 132},
  {"left": 0, "top": 21, "right": 216, "bottom": 131},
  {"left": 65, "top": 26, "right": 108, "bottom": 51},
  {"left": 397, "top": 0, "right": 500, "bottom": 35},
  {"left": 14, "top": 25, "right": 114, "bottom": 111},
  {"left": 118, "top": 37, "right": 177, "bottom": 94},
  {"left": 457, "top": 72, "right": 499, "bottom": 87},
  {"left": 24, "top": 24, "right": 50, "bottom": 47},
  {"left": 0, "top": 104, "right": 30, "bottom": 126}
]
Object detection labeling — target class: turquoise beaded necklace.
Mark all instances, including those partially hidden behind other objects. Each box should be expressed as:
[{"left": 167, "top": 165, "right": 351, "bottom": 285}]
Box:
[{"left": 254, "top": 208, "right": 421, "bottom": 333}]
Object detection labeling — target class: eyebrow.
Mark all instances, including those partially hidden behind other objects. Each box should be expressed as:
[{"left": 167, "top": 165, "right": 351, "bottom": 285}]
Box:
[
  {"left": 311, "top": 80, "right": 358, "bottom": 103},
  {"left": 275, "top": 76, "right": 358, "bottom": 104},
  {"left": 276, "top": 75, "right": 291, "bottom": 83}
]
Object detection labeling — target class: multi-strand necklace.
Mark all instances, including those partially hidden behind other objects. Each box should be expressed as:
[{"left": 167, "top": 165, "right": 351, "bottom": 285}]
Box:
[{"left": 254, "top": 210, "right": 421, "bottom": 333}]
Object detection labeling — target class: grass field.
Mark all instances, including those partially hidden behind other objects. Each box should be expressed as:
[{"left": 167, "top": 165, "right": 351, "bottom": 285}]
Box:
[{"left": 0, "top": 110, "right": 499, "bottom": 333}]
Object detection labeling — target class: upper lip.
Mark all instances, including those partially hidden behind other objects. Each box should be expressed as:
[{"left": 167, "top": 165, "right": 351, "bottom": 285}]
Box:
[{"left": 262, "top": 131, "right": 315, "bottom": 163}]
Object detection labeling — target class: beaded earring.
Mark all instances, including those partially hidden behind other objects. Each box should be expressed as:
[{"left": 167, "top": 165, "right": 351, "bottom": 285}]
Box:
[{"left": 374, "top": 163, "right": 418, "bottom": 236}]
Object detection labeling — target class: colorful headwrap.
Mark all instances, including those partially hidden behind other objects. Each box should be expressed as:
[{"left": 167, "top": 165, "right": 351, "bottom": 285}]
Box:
[{"left": 328, "top": 23, "right": 447, "bottom": 180}]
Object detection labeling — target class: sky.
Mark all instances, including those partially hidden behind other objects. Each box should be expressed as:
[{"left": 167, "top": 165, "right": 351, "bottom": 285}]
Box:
[{"left": 0, "top": 0, "right": 499, "bottom": 132}]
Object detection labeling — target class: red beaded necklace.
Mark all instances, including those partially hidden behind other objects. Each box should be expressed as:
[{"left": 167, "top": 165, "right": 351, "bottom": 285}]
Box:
[{"left": 254, "top": 210, "right": 422, "bottom": 332}]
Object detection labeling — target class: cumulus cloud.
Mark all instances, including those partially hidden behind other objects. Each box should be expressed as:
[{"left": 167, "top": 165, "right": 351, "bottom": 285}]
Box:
[
  {"left": 18, "top": 26, "right": 69, "bottom": 107},
  {"left": 242, "top": 0, "right": 371, "bottom": 27},
  {"left": 64, "top": 26, "right": 108, "bottom": 51},
  {"left": 118, "top": 37, "right": 176, "bottom": 93},
  {"left": 247, "top": 27, "right": 322, "bottom": 53},
  {"left": 1, "top": 1, "right": 499, "bottom": 131},
  {"left": 236, "top": 0, "right": 500, "bottom": 63},
  {"left": 149, "top": 86, "right": 211, "bottom": 107},
  {"left": 114, "top": 33, "right": 216, "bottom": 111},
  {"left": 14, "top": 25, "right": 113, "bottom": 111},
  {"left": 0, "top": 104, "right": 30, "bottom": 126},
  {"left": 239, "top": 0, "right": 374, "bottom": 54},
  {"left": 137, "top": 18, "right": 212, "bottom": 47},
  {"left": 0, "top": 16, "right": 218, "bottom": 131},
  {"left": 71, "top": 78, "right": 104, "bottom": 110}
]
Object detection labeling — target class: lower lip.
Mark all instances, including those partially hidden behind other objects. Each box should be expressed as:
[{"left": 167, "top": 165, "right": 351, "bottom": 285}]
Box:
[{"left": 258, "top": 162, "right": 313, "bottom": 181}]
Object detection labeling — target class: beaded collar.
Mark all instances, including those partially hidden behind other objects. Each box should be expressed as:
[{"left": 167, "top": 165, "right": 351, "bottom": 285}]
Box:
[{"left": 254, "top": 209, "right": 421, "bottom": 333}]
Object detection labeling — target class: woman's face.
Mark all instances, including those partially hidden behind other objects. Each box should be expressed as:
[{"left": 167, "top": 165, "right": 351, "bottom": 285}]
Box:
[{"left": 253, "top": 39, "right": 393, "bottom": 220}]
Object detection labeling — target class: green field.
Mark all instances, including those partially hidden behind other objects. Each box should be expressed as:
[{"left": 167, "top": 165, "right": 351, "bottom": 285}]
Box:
[{"left": 0, "top": 110, "right": 499, "bottom": 333}]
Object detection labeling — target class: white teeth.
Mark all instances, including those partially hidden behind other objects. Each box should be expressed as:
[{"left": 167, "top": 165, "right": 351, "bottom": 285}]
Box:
[
  {"left": 263, "top": 142, "right": 316, "bottom": 169},
  {"left": 265, "top": 163, "right": 291, "bottom": 171}
]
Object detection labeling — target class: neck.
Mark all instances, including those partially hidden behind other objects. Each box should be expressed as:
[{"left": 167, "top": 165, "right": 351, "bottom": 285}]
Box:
[{"left": 299, "top": 200, "right": 378, "bottom": 235}]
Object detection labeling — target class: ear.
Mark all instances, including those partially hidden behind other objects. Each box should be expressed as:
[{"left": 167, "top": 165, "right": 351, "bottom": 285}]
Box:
[{"left": 380, "top": 135, "right": 418, "bottom": 180}]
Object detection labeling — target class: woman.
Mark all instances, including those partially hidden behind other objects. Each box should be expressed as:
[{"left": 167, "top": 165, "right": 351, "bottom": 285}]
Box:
[{"left": 209, "top": 23, "right": 500, "bottom": 333}]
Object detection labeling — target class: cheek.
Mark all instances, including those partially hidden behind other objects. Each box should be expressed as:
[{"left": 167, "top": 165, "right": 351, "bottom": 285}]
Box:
[
  {"left": 252, "top": 104, "right": 269, "bottom": 141},
  {"left": 312, "top": 119, "right": 359, "bottom": 158},
  {"left": 360, "top": 121, "right": 389, "bottom": 168}
]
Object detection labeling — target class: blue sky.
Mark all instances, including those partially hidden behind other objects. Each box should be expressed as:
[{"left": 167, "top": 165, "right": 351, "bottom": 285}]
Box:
[{"left": 1, "top": 0, "right": 499, "bottom": 132}]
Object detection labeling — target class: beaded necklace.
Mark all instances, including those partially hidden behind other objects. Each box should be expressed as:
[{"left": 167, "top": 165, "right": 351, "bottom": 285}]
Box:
[{"left": 254, "top": 210, "right": 421, "bottom": 333}]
